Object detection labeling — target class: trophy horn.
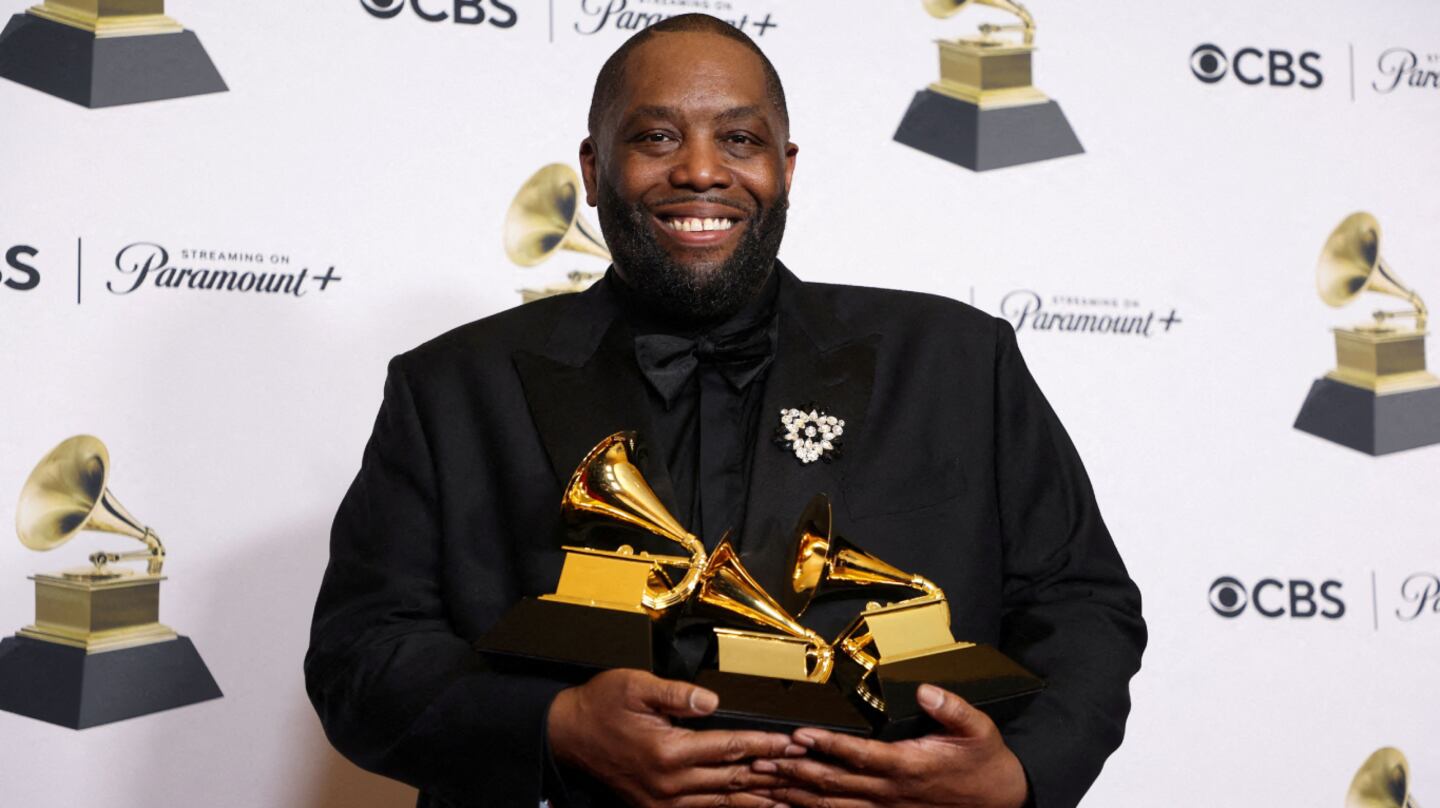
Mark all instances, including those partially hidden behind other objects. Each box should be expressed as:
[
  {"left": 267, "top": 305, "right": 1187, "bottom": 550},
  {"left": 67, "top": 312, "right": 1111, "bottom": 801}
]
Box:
[
  {"left": 562, "top": 432, "right": 705, "bottom": 611},
  {"left": 1317, "top": 212, "right": 1428, "bottom": 331},
  {"left": 694, "top": 535, "right": 834, "bottom": 683},
  {"left": 504, "top": 164, "right": 611, "bottom": 267},
  {"left": 16, "top": 435, "right": 165, "bottom": 576},
  {"left": 923, "top": 0, "right": 1035, "bottom": 45},
  {"left": 1347, "top": 747, "right": 1420, "bottom": 808},
  {"left": 783, "top": 494, "right": 941, "bottom": 617}
]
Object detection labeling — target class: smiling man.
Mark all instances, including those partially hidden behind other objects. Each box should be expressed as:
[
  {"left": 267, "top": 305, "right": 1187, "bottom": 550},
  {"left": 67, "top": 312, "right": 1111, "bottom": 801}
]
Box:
[{"left": 306, "top": 14, "right": 1144, "bottom": 808}]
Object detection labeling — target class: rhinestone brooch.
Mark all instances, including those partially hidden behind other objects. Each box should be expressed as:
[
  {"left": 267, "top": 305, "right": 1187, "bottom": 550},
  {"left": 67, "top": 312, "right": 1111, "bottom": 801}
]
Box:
[{"left": 776, "top": 406, "right": 844, "bottom": 464}]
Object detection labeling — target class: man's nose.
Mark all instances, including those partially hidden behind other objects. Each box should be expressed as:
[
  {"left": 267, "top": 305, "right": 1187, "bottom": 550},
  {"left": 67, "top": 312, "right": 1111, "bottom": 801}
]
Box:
[{"left": 668, "top": 138, "right": 733, "bottom": 192}]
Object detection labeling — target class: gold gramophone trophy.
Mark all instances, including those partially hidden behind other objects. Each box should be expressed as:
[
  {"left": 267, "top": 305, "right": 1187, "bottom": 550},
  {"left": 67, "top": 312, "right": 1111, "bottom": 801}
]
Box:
[
  {"left": 787, "top": 495, "right": 1042, "bottom": 737},
  {"left": 0, "top": 435, "right": 220, "bottom": 729},
  {"left": 0, "top": 1, "right": 226, "bottom": 108},
  {"left": 1294, "top": 212, "right": 1440, "bottom": 455},
  {"left": 1347, "top": 747, "right": 1421, "bottom": 808},
  {"left": 476, "top": 432, "right": 706, "bottom": 675},
  {"left": 505, "top": 164, "right": 611, "bottom": 304},
  {"left": 893, "top": 0, "right": 1082, "bottom": 170}
]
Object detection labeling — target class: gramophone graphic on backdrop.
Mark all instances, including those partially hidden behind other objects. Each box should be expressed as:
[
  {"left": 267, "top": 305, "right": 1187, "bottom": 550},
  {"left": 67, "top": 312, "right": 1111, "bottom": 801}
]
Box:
[
  {"left": 505, "top": 163, "right": 611, "bottom": 304},
  {"left": 1347, "top": 747, "right": 1421, "bottom": 808},
  {"left": 476, "top": 432, "right": 1044, "bottom": 739},
  {"left": 0, "top": 435, "right": 221, "bottom": 729},
  {"left": 1294, "top": 213, "right": 1440, "bottom": 456},
  {"left": 893, "top": 0, "right": 1082, "bottom": 171},
  {"left": 0, "top": 0, "right": 226, "bottom": 107}
]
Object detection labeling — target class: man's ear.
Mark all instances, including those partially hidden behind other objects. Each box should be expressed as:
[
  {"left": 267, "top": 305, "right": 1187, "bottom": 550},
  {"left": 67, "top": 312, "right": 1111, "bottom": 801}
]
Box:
[
  {"left": 783, "top": 141, "right": 798, "bottom": 195},
  {"left": 579, "top": 137, "right": 599, "bottom": 207}
]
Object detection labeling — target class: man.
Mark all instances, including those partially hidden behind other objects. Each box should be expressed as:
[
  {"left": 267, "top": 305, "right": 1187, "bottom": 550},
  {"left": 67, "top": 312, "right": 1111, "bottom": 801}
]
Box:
[{"left": 305, "top": 14, "right": 1145, "bottom": 808}]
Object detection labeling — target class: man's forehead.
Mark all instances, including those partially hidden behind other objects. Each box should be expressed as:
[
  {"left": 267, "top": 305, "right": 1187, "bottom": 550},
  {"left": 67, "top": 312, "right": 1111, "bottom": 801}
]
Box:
[{"left": 613, "top": 32, "right": 774, "bottom": 119}]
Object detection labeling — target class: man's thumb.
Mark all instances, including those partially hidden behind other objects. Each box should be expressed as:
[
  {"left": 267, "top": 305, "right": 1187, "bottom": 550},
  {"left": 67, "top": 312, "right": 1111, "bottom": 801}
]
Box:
[
  {"left": 917, "top": 684, "right": 986, "bottom": 736},
  {"left": 633, "top": 674, "right": 720, "bottom": 718}
]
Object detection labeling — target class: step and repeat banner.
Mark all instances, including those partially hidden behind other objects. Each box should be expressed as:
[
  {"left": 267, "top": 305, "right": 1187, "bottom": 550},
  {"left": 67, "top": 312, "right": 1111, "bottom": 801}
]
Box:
[{"left": 1, "top": 1, "right": 1437, "bottom": 806}]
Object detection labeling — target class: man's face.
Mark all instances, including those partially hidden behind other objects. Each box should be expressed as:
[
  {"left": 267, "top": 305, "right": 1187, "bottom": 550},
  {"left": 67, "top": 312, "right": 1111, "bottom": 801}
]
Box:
[{"left": 580, "top": 32, "right": 797, "bottom": 324}]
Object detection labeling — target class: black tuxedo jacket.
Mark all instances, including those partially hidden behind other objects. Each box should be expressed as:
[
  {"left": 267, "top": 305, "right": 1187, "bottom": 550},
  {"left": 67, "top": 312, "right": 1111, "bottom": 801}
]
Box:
[{"left": 305, "top": 267, "right": 1146, "bottom": 808}]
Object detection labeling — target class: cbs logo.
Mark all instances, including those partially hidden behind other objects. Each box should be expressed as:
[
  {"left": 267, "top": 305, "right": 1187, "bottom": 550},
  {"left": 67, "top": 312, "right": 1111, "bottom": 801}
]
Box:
[
  {"left": 1190, "top": 44, "right": 1323, "bottom": 88},
  {"left": 2, "top": 245, "right": 40, "bottom": 291},
  {"left": 359, "top": 0, "right": 516, "bottom": 27},
  {"left": 1209, "top": 576, "right": 1345, "bottom": 619}
]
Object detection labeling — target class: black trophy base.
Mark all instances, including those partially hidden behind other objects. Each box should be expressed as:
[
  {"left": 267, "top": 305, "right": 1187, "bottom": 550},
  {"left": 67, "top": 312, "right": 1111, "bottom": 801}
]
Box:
[
  {"left": 475, "top": 597, "right": 657, "bottom": 682},
  {"left": 682, "top": 670, "right": 871, "bottom": 736},
  {"left": 0, "top": 634, "right": 222, "bottom": 729},
  {"left": 839, "top": 643, "right": 1045, "bottom": 741},
  {"left": 1294, "top": 377, "right": 1440, "bottom": 456},
  {"left": 893, "top": 89, "right": 1083, "bottom": 171},
  {"left": 0, "top": 14, "right": 226, "bottom": 108}
]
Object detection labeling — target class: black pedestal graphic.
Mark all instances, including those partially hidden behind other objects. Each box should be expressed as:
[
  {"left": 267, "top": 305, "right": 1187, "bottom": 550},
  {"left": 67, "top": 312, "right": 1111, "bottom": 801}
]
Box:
[
  {"left": 836, "top": 643, "right": 1044, "bottom": 741},
  {"left": 475, "top": 597, "right": 659, "bottom": 682},
  {"left": 1294, "top": 377, "right": 1440, "bottom": 456},
  {"left": 0, "top": 635, "right": 222, "bottom": 729},
  {"left": 682, "top": 670, "right": 871, "bottom": 736},
  {"left": 0, "top": 14, "right": 226, "bottom": 108},
  {"left": 893, "top": 89, "right": 1083, "bottom": 171}
]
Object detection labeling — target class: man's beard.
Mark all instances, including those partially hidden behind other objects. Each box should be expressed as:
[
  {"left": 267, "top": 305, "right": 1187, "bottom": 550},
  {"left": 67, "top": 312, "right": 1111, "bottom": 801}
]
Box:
[{"left": 597, "top": 181, "right": 787, "bottom": 325}]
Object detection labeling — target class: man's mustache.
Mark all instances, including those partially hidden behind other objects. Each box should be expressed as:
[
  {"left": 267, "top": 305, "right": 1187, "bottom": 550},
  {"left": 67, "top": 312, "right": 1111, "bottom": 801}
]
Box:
[{"left": 643, "top": 194, "right": 756, "bottom": 218}]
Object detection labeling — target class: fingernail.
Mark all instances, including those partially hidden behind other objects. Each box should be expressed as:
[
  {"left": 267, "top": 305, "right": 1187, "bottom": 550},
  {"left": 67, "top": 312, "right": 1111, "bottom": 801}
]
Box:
[
  {"left": 794, "top": 730, "right": 817, "bottom": 748},
  {"left": 917, "top": 684, "right": 943, "bottom": 710},
  {"left": 689, "top": 688, "right": 719, "bottom": 713},
  {"left": 752, "top": 759, "right": 778, "bottom": 773},
  {"left": 783, "top": 744, "right": 807, "bottom": 756}
]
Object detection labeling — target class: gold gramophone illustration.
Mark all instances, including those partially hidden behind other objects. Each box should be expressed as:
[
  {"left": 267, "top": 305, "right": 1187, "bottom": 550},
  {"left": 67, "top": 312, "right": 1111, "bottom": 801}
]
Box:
[
  {"left": 1294, "top": 212, "right": 1440, "bottom": 455},
  {"left": 505, "top": 163, "right": 611, "bottom": 304},
  {"left": 1347, "top": 747, "right": 1420, "bottom": 808},
  {"left": 0, "top": 435, "right": 220, "bottom": 729},
  {"left": 893, "top": 0, "right": 1082, "bottom": 171},
  {"left": 0, "top": 1, "right": 226, "bottom": 108}
]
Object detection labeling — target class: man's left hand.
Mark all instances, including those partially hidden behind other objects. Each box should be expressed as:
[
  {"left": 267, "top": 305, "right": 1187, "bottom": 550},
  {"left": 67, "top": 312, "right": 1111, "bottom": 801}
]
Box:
[{"left": 750, "top": 684, "right": 1028, "bottom": 808}]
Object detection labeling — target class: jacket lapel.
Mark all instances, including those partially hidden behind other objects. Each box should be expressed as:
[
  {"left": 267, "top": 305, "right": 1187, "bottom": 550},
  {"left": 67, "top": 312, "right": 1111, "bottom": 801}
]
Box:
[
  {"left": 735, "top": 268, "right": 879, "bottom": 600},
  {"left": 512, "top": 277, "right": 680, "bottom": 514}
]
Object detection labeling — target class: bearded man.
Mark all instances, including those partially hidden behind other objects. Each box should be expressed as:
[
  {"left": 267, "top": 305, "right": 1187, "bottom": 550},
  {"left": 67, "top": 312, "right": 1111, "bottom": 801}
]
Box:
[{"left": 306, "top": 13, "right": 1145, "bottom": 808}]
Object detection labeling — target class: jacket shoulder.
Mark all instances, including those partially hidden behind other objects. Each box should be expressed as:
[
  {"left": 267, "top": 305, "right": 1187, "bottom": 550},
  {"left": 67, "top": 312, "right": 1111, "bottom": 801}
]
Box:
[
  {"left": 804, "top": 281, "right": 999, "bottom": 338},
  {"left": 396, "top": 293, "right": 574, "bottom": 371}
]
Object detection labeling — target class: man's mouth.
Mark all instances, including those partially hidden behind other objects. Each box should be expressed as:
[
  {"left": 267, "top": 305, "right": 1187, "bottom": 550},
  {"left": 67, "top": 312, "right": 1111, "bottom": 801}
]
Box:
[{"left": 662, "top": 216, "right": 736, "bottom": 233}]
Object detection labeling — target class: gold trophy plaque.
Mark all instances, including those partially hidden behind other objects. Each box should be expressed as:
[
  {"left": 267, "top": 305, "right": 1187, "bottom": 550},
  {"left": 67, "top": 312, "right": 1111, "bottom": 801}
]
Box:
[
  {"left": 0, "top": 1, "right": 226, "bottom": 108},
  {"left": 505, "top": 164, "right": 611, "bottom": 304},
  {"left": 0, "top": 435, "right": 220, "bottom": 729},
  {"left": 1294, "top": 212, "right": 1440, "bottom": 455},
  {"left": 893, "top": 0, "right": 1082, "bottom": 170}
]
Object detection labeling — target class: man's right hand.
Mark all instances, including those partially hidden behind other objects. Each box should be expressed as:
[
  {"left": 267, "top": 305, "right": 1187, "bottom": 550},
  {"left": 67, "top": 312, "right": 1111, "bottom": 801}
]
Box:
[{"left": 547, "top": 668, "right": 800, "bottom": 807}]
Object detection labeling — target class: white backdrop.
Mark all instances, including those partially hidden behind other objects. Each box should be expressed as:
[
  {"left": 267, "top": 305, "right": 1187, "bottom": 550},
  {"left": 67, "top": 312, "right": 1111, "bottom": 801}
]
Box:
[{"left": 1, "top": 1, "right": 1437, "bottom": 805}]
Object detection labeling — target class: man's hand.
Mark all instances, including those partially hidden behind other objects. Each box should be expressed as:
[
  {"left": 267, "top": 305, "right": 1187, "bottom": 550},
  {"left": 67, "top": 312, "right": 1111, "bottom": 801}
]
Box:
[
  {"left": 547, "top": 668, "right": 803, "bottom": 807},
  {"left": 751, "top": 684, "right": 1029, "bottom": 808}
]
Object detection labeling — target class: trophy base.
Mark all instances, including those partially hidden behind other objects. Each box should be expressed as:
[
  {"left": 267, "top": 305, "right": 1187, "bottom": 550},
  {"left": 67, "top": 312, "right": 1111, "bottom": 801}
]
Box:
[
  {"left": 0, "top": 13, "right": 226, "bottom": 108},
  {"left": 1294, "top": 376, "right": 1440, "bottom": 456},
  {"left": 681, "top": 670, "right": 871, "bottom": 736},
  {"left": 0, "top": 634, "right": 221, "bottom": 729},
  {"left": 474, "top": 597, "right": 658, "bottom": 681},
  {"left": 839, "top": 643, "right": 1045, "bottom": 740},
  {"left": 893, "top": 88, "right": 1083, "bottom": 171}
]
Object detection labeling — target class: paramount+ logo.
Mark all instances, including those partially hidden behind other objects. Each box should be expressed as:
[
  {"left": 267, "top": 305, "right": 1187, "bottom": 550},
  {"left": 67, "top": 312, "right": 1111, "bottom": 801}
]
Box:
[
  {"left": 359, "top": 0, "right": 517, "bottom": 27},
  {"left": 1208, "top": 575, "right": 1345, "bottom": 619},
  {"left": 1190, "top": 43, "right": 1323, "bottom": 89}
]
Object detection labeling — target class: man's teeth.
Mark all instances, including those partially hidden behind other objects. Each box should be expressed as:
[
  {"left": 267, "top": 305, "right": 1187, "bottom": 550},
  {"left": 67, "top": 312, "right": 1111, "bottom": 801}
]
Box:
[{"left": 666, "top": 217, "right": 734, "bottom": 232}]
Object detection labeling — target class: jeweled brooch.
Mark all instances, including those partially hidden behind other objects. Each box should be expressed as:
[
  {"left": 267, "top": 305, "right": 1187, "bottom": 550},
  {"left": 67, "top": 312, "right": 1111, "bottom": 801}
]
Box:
[{"left": 776, "top": 406, "right": 844, "bottom": 464}]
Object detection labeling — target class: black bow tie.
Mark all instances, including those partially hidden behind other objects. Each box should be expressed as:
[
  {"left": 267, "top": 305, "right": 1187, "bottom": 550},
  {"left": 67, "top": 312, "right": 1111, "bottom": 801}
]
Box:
[{"left": 634, "top": 317, "right": 778, "bottom": 407}]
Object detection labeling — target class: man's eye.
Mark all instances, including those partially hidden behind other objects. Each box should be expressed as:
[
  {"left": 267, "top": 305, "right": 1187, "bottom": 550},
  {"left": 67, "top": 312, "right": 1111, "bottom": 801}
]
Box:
[
  {"left": 725, "top": 133, "right": 760, "bottom": 146},
  {"left": 637, "top": 132, "right": 673, "bottom": 143}
]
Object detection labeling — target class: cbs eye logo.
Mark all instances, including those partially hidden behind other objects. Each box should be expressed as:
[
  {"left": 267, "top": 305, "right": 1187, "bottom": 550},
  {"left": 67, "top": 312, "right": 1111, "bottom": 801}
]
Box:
[
  {"left": 1190, "top": 43, "right": 1323, "bottom": 89},
  {"left": 359, "top": 0, "right": 517, "bottom": 26},
  {"left": 1209, "top": 576, "right": 1345, "bottom": 619}
]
